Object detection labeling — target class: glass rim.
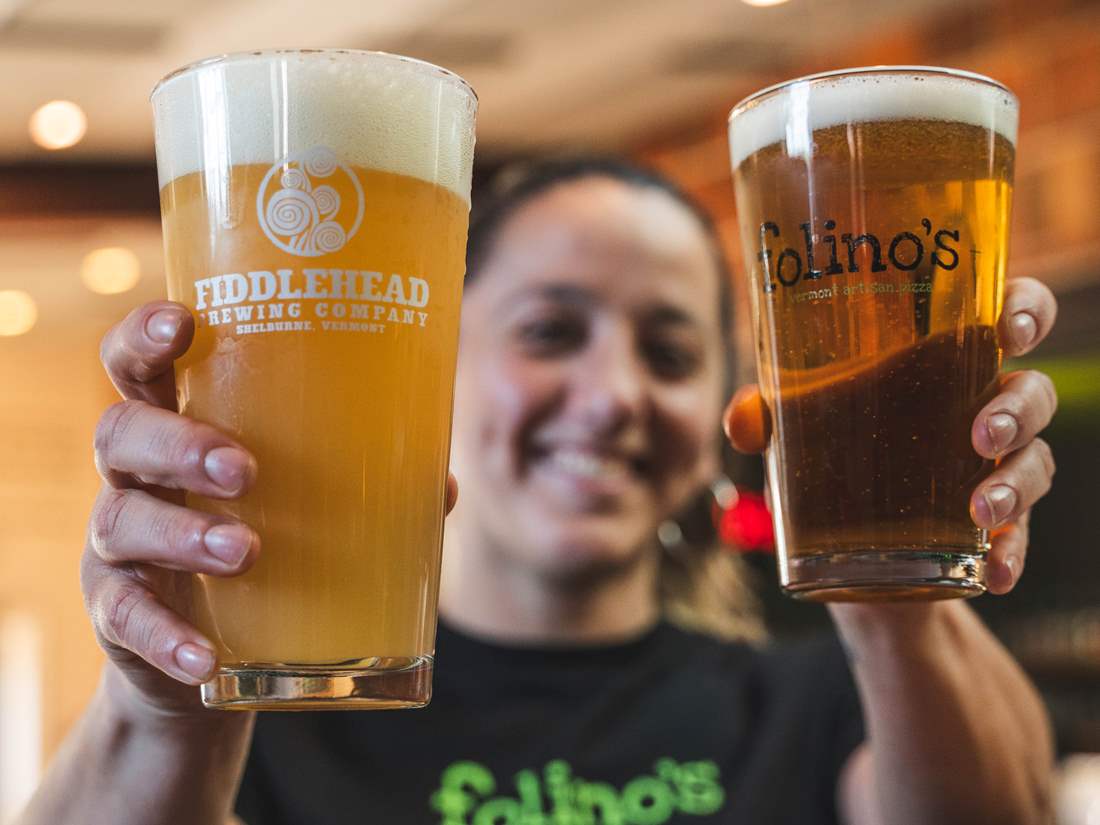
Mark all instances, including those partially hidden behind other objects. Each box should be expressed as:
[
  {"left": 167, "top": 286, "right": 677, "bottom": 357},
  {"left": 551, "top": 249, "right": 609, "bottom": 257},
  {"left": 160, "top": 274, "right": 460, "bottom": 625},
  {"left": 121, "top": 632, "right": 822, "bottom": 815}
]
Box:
[
  {"left": 728, "top": 65, "right": 1016, "bottom": 123},
  {"left": 150, "top": 48, "right": 478, "bottom": 104}
]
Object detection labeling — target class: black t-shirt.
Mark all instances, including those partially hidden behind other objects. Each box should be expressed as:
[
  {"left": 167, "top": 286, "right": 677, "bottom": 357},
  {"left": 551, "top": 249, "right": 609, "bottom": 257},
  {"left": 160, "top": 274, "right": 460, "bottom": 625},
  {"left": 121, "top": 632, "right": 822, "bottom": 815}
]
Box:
[{"left": 235, "top": 619, "right": 864, "bottom": 825}]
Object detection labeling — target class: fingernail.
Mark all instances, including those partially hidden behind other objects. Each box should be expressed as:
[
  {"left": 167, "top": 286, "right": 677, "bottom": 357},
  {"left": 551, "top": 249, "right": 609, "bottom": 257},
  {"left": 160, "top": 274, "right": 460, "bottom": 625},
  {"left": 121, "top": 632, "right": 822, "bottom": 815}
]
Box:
[
  {"left": 146, "top": 309, "right": 184, "bottom": 344},
  {"left": 204, "top": 447, "right": 252, "bottom": 493},
  {"left": 988, "top": 557, "right": 1015, "bottom": 592},
  {"left": 1011, "top": 312, "right": 1037, "bottom": 350},
  {"left": 981, "top": 485, "right": 1017, "bottom": 526},
  {"left": 985, "top": 413, "right": 1018, "bottom": 455},
  {"left": 204, "top": 523, "right": 253, "bottom": 567},
  {"left": 175, "top": 642, "right": 215, "bottom": 682}
]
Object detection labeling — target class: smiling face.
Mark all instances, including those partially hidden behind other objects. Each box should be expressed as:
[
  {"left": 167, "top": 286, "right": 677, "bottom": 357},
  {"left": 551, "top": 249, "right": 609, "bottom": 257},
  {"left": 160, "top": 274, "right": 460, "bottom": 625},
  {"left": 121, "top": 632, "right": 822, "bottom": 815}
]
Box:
[{"left": 449, "top": 175, "right": 727, "bottom": 579}]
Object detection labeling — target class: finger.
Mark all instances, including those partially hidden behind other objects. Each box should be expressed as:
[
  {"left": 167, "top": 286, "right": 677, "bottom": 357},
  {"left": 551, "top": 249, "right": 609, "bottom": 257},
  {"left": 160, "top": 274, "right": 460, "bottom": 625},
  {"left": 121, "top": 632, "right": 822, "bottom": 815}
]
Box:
[
  {"left": 985, "top": 512, "right": 1030, "bottom": 595},
  {"left": 971, "top": 370, "right": 1058, "bottom": 459},
  {"left": 100, "top": 301, "right": 195, "bottom": 408},
  {"left": 94, "top": 400, "right": 257, "bottom": 498},
  {"left": 999, "top": 277, "right": 1057, "bottom": 357},
  {"left": 86, "top": 569, "right": 217, "bottom": 685},
  {"left": 971, "top": 439, "right": 1055, "bottom": 529},
  {"left": 445, "top": 473, "right": 458, "bottom": 515},
  {"left": 89, "top": 486, "right": 259, "bottom": 575},
  {"left": 723, "top": 384, "right": 769, "bottom": 455}
]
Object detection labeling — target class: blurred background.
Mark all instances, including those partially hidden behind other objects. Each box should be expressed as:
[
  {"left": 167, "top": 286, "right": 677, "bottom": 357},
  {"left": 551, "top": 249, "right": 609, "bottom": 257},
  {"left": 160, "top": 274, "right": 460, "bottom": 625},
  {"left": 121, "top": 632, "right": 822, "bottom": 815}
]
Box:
[{"left": 0, "top": 0, "right": 1097, "bottom": 821}]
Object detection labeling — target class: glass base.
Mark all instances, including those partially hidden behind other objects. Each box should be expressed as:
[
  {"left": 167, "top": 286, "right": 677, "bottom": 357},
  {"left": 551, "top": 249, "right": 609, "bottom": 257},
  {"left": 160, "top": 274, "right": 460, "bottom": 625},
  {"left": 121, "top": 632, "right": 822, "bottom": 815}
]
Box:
[
  {"left": 201, "top": 655, "right": 433, "bottom": 710},
  {"left": 782, "top": 549, "right": 986, "bottom": 603}
]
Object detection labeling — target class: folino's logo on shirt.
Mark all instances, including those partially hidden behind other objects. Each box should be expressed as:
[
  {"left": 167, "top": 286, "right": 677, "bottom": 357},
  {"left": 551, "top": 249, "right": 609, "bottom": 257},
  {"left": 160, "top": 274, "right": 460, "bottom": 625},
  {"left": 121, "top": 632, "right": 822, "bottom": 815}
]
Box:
[{"left": 430, "top": 757, "right": 725, "bottom": 824}]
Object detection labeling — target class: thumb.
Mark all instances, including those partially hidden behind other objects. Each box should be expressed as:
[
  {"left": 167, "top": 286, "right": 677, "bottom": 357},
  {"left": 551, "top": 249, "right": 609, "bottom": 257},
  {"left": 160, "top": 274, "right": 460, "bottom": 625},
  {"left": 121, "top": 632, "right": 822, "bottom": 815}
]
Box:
[
  {"left": 445, "top": 473, "right": 459, "bottom": 515},
  {"left": 723, "top": 384, "right": 769, "bottom": 454}
]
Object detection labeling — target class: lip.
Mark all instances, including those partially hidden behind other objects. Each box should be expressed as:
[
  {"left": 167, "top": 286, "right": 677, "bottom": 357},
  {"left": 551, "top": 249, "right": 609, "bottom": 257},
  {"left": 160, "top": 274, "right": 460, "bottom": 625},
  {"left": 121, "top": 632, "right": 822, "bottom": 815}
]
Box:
[{"left": 528, "top": 444, "right": 649, "bottom": 507}]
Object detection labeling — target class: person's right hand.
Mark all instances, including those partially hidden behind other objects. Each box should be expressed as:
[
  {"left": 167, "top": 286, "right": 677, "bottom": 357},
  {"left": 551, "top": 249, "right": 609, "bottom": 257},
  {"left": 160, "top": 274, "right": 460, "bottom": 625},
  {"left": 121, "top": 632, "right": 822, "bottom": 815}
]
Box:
[
  {"left": 83, "top": 301, "right": 462, "bottom": 717},
  {"left": 83, "top": 300, "right": 260, "bottom": 716}
]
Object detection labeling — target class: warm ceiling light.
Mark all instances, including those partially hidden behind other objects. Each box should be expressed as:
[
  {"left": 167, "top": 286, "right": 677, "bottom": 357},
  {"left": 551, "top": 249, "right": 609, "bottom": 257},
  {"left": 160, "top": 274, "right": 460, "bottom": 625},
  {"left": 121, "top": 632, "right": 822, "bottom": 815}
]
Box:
[
  {"left": 81, "top": 247, "right": 141, "bottom": 295},
  {"left": 741, "top": 0, "right": 789, "bottom": 6},
  {"left": 0, "top": 290, "right": 38, "bottom": 337},
  {"left": 28, "top": 100, "right": 87, "bottom": 150}
]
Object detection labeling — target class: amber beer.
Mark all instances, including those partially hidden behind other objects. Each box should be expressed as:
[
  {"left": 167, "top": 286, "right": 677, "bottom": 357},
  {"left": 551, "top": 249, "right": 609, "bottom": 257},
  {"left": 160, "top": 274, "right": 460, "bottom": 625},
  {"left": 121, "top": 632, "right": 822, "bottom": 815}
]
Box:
[
  {"left": 151, "top": 50, "right": 476, "bottom": 707},
  {"left": 728, "top": 68, "right": 1017, "bottom": 601}
]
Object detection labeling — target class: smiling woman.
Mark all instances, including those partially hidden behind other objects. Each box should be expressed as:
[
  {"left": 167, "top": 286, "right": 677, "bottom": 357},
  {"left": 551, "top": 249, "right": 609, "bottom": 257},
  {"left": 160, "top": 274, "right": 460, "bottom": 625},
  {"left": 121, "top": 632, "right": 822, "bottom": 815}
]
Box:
[{"left": 445, "top": 156, "right": 764, "bottom": 644}]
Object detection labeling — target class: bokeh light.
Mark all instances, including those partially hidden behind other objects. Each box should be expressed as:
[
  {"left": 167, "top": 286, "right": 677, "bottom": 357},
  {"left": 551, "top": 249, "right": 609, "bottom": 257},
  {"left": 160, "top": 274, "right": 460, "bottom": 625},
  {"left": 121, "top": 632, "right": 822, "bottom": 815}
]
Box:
[
  {"left": 0, "top": 290, "right": 38, "bottom": 337},
  {"left": 80, "top": 247, "right": 141, "bottom": 295},
  {"left": 28, "top": 100, "right": 87, "bottom": 150}
]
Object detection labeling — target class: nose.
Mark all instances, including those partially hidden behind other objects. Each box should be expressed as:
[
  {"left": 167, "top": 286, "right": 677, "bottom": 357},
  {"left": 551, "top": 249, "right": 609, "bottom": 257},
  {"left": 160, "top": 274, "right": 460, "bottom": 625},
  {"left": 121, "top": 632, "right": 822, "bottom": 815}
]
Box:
[{"left": 567, "top": 324, "right": 649, "bottom": 435}]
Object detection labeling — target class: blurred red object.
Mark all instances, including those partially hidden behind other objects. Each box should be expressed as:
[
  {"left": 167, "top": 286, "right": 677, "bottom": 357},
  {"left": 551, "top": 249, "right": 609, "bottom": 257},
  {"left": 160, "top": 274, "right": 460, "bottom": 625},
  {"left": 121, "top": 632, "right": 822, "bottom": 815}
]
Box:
[{"left": 714, "top": 487, "right": 775, "bottom": 553}]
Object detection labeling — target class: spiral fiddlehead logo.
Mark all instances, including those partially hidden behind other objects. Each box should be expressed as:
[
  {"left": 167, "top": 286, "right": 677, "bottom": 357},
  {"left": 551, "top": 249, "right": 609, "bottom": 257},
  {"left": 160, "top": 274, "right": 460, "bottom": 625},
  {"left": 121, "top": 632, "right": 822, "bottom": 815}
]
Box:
[{"left": 256, "top": 146, "right": 365, "bottom": 257}]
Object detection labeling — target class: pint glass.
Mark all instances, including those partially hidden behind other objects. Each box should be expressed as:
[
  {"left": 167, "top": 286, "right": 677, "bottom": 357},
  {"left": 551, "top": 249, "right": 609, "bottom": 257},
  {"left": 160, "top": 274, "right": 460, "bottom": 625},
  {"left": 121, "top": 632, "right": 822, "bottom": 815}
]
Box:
[
  {"left": 728, "top": 67, "right": 1016, "bottom": 601},
  {"left": 151, "top": 50, "right": 476, "bottom": 707}
]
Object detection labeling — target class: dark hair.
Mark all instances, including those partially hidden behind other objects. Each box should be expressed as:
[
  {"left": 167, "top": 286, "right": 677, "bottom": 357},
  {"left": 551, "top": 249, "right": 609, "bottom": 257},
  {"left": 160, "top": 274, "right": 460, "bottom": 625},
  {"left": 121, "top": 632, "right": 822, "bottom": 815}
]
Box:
[
  {"left": 465, "top": 155, "right": 733, "bottom": 345},
  {"left": 462, "top": 155, "right": 762, "bottom": 643}
]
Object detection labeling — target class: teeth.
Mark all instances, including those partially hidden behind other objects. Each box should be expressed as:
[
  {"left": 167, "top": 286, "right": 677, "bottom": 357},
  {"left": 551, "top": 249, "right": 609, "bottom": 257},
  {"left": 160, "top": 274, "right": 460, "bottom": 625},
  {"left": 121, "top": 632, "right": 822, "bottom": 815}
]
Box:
[{"left": 549, "top": 449, "right": 625, "bottom": 479}]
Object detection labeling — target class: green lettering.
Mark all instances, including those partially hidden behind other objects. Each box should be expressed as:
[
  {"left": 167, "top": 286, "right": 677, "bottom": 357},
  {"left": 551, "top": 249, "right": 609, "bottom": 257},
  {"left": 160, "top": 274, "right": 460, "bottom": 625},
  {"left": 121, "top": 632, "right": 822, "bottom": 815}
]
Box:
[
  {"left": 432, "top": 761, "right": 497, "bottom": 825},
  {"left": 433, "top": 757, "right": 725, "bottom": 825},
  {"left": 514, "top": 769, "right": 547, "bottom": 824},
  {"left": 575, "top": 781, "right": 624, "bottom": 825},
  {"left": 431, "top": 787, "right": 478, "bottom": 825},
  {"left": 675, "top": 761, "right": 725, "bottom": 816},
  {"left": 544, "top": 760, "right": 575, "bottom": 822},
  {"left": 621, "top": 777, "right": 674, "bottom": 825},
  {"left": 473, "top": 797, "right": 521, "bottom": 825}
]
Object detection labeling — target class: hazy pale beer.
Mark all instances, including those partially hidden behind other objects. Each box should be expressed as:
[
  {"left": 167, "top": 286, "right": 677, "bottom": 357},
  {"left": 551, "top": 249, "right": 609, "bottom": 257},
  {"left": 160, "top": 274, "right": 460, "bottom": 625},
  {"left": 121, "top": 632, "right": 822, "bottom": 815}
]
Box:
[
  {"left": 728, "top": 68, "right": 1016, "bottom": 601},
  {"left": 151, "top": 50, "right": 476, "bottom": 707}
]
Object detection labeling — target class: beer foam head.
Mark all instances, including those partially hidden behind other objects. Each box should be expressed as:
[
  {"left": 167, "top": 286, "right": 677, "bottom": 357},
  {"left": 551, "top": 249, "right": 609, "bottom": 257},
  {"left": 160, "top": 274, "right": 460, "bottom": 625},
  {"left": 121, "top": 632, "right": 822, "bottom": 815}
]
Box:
[
  {"left": 152, "top": 50, "right": 477, "bottom": 203},
  {"left": 728, "top": 67, "right": 1018, "bottom": 169}
]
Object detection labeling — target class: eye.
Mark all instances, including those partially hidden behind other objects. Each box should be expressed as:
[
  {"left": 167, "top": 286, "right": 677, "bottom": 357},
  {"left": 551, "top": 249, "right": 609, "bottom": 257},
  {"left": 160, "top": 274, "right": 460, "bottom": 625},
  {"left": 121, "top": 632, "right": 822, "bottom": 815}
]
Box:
[
  {"left": 643, "top": 336, "right": 702, "bottom": 379},
  {"left": 516, "top": 312, "right": 586, "bottom": 355}
]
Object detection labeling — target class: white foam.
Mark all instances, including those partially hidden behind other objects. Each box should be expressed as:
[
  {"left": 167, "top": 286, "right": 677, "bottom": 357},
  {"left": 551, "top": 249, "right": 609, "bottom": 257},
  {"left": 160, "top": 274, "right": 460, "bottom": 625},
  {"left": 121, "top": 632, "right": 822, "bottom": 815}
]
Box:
[
  {"left": 728, "top": 69, "right": 1017, "bottom": 170},
  {"left": 152, "top": 50, "right": 477, "bottom": 203}
]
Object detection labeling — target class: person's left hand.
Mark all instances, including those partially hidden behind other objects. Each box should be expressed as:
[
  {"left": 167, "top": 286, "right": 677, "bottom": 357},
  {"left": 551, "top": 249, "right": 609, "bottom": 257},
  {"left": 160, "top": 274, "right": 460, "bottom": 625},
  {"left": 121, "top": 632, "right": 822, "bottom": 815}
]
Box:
[{"left": 723, "top": 276, "right": 1058, "bottom": 596}]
